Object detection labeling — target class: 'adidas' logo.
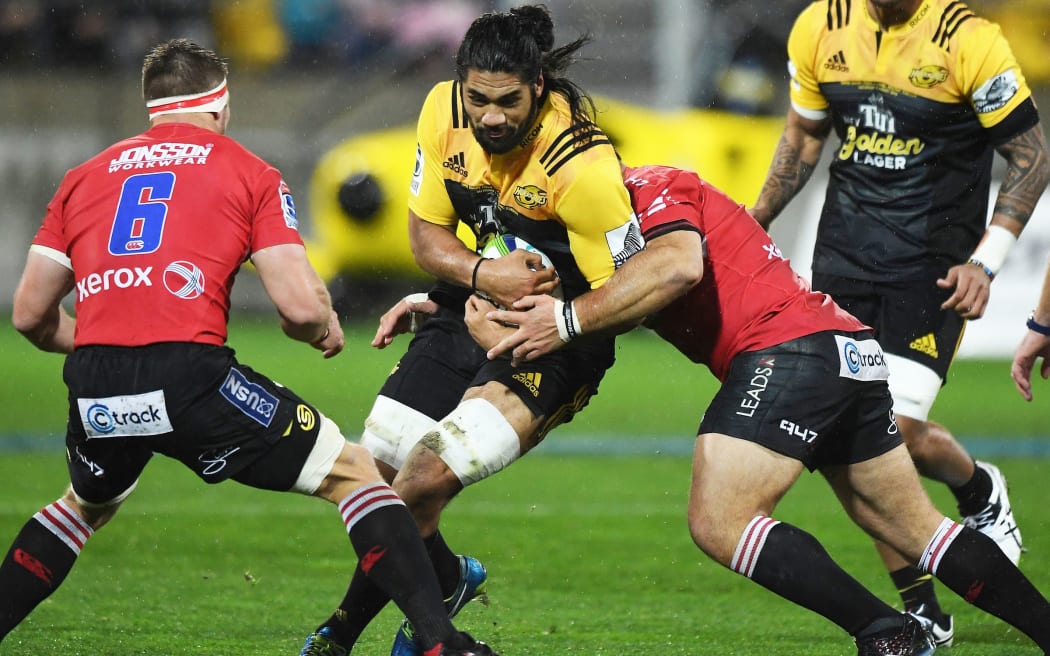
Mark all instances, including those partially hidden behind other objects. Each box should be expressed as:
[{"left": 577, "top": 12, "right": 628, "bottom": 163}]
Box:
[
  {"left": 443, "top": 151, "right": 468, "bottom": 177},
  {"left": 512, "top": 371, "right": 542, "bottom": 397},
  {"left": 909, "top": 333, "right": 939, "bottom": 358},
  {"left": 824, "top": 50, "right": 849, "bottom": 72}
]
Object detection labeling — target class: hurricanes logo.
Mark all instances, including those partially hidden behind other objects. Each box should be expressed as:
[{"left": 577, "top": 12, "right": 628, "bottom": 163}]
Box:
[
  {"left": 909, "top": 333, "right": 939, "bottom": 358},
  {"left": 513, "top": 185, "right": 547, "bottom": 210},
  {"left": 296, "top": 404, "right": 316, "bottom": 431},
  {"left": 909, "top": 65, "right": 948, "bottom": 89},
  {"left": 512, "top": 371, "right": 542, "bottom": 397},
  {"left": 163, "top": 260, "right": 205, "bottom": 299}
]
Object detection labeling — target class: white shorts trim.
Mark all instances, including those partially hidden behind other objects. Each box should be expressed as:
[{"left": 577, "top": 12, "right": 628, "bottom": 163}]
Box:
[
  {"left": 885, "top": 353, "right": 942, "bottom": 422},
  {"left": 430, "top": 398, "right": 521, "bottom": 486},
  {"left": 292, "top": 414, "right": 346, "bottom": 494},
  {"left": 72, "top": 480, "right": 138, "bottom": 508},
  {"left": 359, "top": 395, "right": 437, "bottom": 471}
]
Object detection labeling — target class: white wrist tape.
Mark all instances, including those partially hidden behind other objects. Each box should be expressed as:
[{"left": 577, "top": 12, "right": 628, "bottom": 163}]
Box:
[
  {"left": 970, "top": 225, "right": 1017, "bottom": 277},
  {"left": 553, "top": 298, "right": 582, "bottom": 343},
  {"left": 553, "top": 299, "right": 570, "bottom": 342}
]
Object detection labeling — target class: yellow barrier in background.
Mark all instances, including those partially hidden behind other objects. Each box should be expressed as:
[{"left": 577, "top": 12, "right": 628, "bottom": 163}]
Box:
[{"left": 306, "top": 98, "right": 784, "bottom": 282}]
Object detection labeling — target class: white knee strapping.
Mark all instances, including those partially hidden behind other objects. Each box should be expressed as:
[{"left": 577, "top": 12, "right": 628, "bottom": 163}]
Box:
[
  {"left": 426, "top": 398, "right": 522, "bottom": 486},
  {"left": 885, "top": 353, "right": 943, "bottom": 422},
  {"left": 359, "top": 395, "right": 439, "bottom": 471},
  {"left": 293, "top": 413, "right": 346, "bottom": 494}
]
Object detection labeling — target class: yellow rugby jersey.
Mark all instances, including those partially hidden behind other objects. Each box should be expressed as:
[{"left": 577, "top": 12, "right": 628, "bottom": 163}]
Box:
[
  {"left": 408, "top": 80, "right": 641, "bottom": 305},
  {"left": 788, "top": 0, "right": 1040, "bottom": 281}
]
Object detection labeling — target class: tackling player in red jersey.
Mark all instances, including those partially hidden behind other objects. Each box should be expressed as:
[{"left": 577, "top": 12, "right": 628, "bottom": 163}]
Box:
[
  {"left": 474, "top": 163, "right": 1050, "bottom": 655},
  {"left": 1, "top": 38, "right": 495, "bottom": 656}
]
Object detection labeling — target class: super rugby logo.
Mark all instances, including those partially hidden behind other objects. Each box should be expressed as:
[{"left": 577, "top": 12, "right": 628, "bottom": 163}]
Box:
[
  {"left": 163, "top": 260, "right": 205, "bottom": 299},
  {"left": 220, "top": 368, "right": 278, "bottom": 427}
]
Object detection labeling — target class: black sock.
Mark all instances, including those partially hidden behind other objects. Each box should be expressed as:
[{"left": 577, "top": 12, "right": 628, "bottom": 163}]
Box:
[
  {"left": 339, "top": 484, "right": 455, "bottom": 650},
  {"left": 315, "top": 564, "right": 390, "bottom": 648},
  {"left": 0, "top": 502, "right": 91, "bottom": 641},
  {"left": 424, "top": 531, "right": 462, "bottom": 600},
  {"left": 951, "top": 462, "right": 991, "bottom": 516},
  {"left": 735, "top": 517, "right": 898, "bottom": 636},
  {"left": 927, "top": 524, "right": 1050, "bottom": 650},
  {"left": 889, "top": 565, "right": 945, "bottom": 618}
]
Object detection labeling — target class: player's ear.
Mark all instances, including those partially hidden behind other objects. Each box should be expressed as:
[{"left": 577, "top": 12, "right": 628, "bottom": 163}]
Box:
[{"left": 534, "top": 73, "right": 544, "bottom": 97}]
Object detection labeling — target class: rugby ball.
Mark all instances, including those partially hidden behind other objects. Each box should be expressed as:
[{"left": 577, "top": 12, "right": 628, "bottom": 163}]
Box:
[{"left": 477, "top": 233, "right": 562, "bottom": 299}]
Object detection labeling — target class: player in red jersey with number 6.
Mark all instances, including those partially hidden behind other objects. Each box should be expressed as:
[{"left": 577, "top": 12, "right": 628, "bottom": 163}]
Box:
[{"left": 1, "top": 38, "right": 495, "bottom": 656}]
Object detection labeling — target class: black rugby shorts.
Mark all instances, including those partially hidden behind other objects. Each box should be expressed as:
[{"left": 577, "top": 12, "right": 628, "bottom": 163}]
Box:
[
  {"left": 63, "top": 343, "right": 322, "bottom": 503},
  {"left": 699, "top": 330, "right": 902, "bottom": 471},
  {"left": 377, "top": 304, "right": 615, "bottom": 442}
]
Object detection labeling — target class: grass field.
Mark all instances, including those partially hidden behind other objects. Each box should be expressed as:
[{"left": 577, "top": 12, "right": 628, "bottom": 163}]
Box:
[{"left": 1, "top": 315, "right": 1048, "bottom": 654}]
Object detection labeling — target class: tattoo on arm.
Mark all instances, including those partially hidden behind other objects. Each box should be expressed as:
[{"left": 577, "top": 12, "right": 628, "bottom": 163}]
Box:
[
  {"left": 995, "top": 125, "right": 1050, "bottom": 227},
  {"left": 757, "top": 133, "right": 816, "bottom": 223}
]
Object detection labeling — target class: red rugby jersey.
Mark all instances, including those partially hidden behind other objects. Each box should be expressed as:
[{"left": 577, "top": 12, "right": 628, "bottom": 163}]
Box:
[
  {"left": 623, "top": 164, "right": 866, "bottom": 380},
  {"left": 32, "top": 122, "right": 303, "bottom": 347}
]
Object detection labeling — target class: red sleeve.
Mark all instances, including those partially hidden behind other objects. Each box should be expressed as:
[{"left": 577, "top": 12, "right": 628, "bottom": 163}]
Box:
[{"left": 249, "top": 168, "right": 305, "bottom": 253}]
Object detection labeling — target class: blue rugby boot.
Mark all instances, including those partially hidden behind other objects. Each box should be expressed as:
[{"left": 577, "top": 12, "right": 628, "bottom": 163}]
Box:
[
  {"left": 299, "top": 626, "right": 348, "bottom": 656},
  {"left": 390, "top": 556, "right": 489, "bottom": 656}
]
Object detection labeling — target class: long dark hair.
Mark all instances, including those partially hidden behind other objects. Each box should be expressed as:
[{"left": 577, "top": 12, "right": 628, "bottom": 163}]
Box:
[{"left": 455, "top": 4, "right": 596, "bottom": 122}]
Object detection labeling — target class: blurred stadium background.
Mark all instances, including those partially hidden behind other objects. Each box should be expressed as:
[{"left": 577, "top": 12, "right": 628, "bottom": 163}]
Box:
[{"left": 1, "top": 0, "right": 1049, "bottom": 357}]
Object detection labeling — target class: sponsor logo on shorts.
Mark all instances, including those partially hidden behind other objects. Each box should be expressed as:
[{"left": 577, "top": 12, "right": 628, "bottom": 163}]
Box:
[
  {"left": 77, "top": 390, "right": 173, "bottom": 438},
  {"left": 220, "top": 368, "right": 279, "bottom": 427},
  {"left": 512, "top": 371, "right": 542, "bottom": 397},
  {"left": 909, "top": 333, "right": 939, "bottom": 358},
  {"left": 72, "top": 445, "right": 105, "bottom": 477},
  {"left": 835, "top": 335, "right": 889, "bottom": 381},
  {"left": 296, "top": 404, "right": 316, "bottom": 431},
  {"left": 736, "top": 356, "right": 775, "bottom": 417},
  {"left": 779, "top": 419, "right": 818, "bottom": 443}
]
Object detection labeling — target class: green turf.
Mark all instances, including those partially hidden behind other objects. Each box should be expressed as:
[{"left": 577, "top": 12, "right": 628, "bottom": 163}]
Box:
[
  {"left": 0, "top": 314, "right": 1046, "bottom": 440},
  {"left": 1, "top": 453, "right": 1048, "bottom": 655},
  {"left": 1, "top": 314, "right": 1048, "bottom": 654}
]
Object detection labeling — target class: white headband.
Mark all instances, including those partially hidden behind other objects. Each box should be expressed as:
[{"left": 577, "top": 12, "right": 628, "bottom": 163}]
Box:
[{"left": 146, "top": 79, "right": 229, "bottom": 119}]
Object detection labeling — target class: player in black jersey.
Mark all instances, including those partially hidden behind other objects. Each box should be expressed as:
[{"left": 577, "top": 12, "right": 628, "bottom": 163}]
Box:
[{"left": 751, "top": 0, "right": 1050, "bottom": 646}]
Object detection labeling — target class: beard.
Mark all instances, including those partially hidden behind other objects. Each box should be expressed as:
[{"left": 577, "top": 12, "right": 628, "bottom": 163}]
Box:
[{"left": 470, "top": 92, "right": 540, "bottom": 155}]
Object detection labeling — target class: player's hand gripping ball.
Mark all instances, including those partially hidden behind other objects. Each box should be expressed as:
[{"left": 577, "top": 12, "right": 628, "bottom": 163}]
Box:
[{"left": 478, "top": 233, "right": 562, "bottom": 302}]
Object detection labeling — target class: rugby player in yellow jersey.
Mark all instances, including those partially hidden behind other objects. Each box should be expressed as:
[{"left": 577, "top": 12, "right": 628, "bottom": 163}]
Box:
[
  {"left": 298, "top": 6, "right": 641, "bottom": 656},
  {"left": 751, "top": 0, "right": 1050, "bottom": 647}
]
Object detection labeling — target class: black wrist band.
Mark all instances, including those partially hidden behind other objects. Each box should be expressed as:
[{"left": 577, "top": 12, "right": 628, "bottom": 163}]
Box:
[
  {"left": 562, "top": 299, "right": 578, "bottom": 340},
  {"left": 471, "top": 257, "right": 485, "bottom": 293},
  {"left": 1027, "top": 313, "right": 1050, "bottom": 336}
]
